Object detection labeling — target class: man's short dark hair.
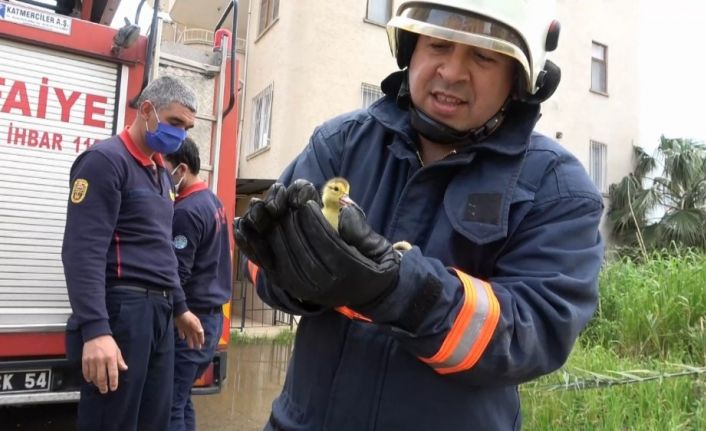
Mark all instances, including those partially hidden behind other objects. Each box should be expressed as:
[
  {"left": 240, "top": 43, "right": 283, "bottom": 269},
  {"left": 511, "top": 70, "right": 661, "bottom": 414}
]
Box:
[
  {"left": 165, "top": 136, "right": 200, "bottom": 174},
  {"left": 137, "top": 76, "right": 197, "bottom": 112}
]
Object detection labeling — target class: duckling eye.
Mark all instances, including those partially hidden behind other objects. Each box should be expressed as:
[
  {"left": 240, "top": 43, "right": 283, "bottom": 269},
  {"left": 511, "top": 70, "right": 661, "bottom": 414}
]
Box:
[{"left": 333, "top": 187, "right": 339, "bottom": 192}]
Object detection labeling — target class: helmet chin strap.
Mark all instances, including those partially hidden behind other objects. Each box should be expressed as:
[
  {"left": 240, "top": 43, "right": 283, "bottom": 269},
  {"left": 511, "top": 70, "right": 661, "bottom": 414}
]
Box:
[
  {"left": 393, "top": 70, "right": 510, "bottom": 147},
  {"left": 409, "top": 101, "right": 509, "bottom": 146}
]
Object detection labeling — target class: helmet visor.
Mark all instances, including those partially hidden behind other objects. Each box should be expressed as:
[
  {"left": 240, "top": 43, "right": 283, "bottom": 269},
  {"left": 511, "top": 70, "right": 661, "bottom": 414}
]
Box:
[{"left": 388, "top": 4, "right": 532, "bottom": 88}]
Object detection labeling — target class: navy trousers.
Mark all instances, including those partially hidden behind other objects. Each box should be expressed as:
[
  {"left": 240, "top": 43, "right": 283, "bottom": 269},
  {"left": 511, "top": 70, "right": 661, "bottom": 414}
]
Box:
[
  {"left": 76, "top": 287, "right": 174, "bottom": 431},
  {"left": 168, "top": 310, "right": 223, "bottom": 431}
]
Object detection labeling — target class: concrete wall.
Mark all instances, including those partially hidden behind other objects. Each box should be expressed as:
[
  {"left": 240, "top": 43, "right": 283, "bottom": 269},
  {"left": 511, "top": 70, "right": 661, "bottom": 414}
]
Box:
[
  {"left": 238, "top": 0, "right": 400, "bottom": 181},
  {"left": 537, "top": 0, "right": 640, "bottom": 194}
]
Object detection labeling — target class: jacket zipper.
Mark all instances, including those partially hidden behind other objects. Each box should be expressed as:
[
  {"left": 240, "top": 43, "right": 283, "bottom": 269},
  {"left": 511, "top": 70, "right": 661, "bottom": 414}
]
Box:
[{"left": 368, "top": 337, "right": 393, "bottom": 431}]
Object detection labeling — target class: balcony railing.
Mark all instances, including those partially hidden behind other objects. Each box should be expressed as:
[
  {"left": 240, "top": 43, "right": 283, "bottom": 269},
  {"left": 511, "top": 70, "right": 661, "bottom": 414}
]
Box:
[
  {"left": 177, "top": 28, "right": 246, "bottom": 53},
  {"left": 178, "top": 28, "right": 214, "bottom": 46}
]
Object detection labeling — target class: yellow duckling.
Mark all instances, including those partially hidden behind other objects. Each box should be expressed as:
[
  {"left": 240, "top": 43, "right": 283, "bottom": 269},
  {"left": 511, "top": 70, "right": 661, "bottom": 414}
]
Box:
[
  {"left": 320, "top": 177, "right": 413, "bottom": 254},
  {"left": 321, "top": 177, "right": 354, "bottom": 230}
]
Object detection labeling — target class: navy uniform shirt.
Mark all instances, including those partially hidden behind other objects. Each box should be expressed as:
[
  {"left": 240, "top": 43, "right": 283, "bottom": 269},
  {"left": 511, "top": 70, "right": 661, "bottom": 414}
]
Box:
[
  {"left": 62, "top": 129, "right": 183, "bottom": 342},
  {"left": 171, "top": 182, "right": 232, "bottom": 315}
]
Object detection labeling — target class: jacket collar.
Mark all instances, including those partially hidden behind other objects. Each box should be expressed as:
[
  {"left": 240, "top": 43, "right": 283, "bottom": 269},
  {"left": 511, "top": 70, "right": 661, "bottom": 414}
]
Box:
[
  {"left": 466, "top": 102, "right": 540, "bottom": 156},
  {"left": 119, "top": 127, "right": 165, "bottom": 168},
  {"left": 369, "top": 77, "right": 541, "bottom": 159},
  {"left": 176, "top": 181, "right": 208, "bottom": 203}
]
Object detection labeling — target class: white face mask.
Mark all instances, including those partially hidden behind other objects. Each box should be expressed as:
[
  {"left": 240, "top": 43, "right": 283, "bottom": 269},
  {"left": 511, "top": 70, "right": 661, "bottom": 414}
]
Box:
[{"left": 170, "top": 165, "right": 185, "bottom": 193}]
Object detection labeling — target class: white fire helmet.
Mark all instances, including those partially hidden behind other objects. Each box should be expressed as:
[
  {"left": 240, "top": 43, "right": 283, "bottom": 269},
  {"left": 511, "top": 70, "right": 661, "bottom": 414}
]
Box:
[{"left": 387, "top": 0, "right": 561, "bottom": 96}]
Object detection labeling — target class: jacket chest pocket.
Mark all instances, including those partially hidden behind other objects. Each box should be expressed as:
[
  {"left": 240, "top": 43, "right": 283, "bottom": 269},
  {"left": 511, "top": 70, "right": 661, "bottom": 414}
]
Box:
[
  {"left": 124, "top": 188, "right": 160, "bottom": 200},
  {"left": 442, "top": 157, "right": 535, "bottom": 246},
  {"left": 121, "top": 187, "right": 174, "bottom": 223},
  {"left": 413, "top": 180, "right": 535, "bottom": 279},
  {"left": 448, "top": 185, "right": 536, "bottom": 246}
]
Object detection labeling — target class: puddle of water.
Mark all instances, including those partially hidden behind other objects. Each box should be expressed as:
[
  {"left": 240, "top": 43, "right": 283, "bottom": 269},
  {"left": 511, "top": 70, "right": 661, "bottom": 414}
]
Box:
[{"left": 194, "top": 341, "right": 291, "bottom": 431}]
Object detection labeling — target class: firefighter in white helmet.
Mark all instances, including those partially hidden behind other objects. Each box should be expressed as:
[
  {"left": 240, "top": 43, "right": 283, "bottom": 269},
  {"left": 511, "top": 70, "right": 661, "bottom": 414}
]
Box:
[
  {"left": 385, "top": 0, "right": 562, "bottom": 146},
  {"left": 235, "top": 1, "right": 603, "bottom": 430}
]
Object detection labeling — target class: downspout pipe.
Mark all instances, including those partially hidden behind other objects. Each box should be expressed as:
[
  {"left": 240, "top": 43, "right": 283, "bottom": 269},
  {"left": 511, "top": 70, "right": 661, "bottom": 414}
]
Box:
[{"left": 214, "top": 0, "right": 238, "bottom": 119}]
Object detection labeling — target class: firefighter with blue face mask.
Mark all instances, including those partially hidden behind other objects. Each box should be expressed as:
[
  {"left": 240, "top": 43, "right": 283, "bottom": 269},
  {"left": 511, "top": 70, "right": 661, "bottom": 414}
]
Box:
[
  {"left": 62, "top": 76, "right": 204, "bottom": 431},
  {"left": 235, "top": 1, "right": 604, "bottom": 430}
]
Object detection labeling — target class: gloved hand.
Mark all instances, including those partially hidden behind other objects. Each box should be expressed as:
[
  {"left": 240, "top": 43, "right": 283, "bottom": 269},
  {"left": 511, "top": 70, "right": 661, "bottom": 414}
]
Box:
[
  {"left": 234, "top": 179, "right": 400, "bottom": 308},
  {"left": 233, "top": 182, "right": 292, "bottom": 285},
  {"left": 234, "top": 180, "right": 321, "bottom": 285}
]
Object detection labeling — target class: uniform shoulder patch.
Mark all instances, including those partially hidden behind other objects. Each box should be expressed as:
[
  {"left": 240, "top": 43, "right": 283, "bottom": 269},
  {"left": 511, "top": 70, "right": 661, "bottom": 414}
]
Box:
[
  {"left": 173, "top": 235, "right": 188, "bottom": 249},
  {"left": 70, "top": 179, "right": 89, "bottom": 204}
]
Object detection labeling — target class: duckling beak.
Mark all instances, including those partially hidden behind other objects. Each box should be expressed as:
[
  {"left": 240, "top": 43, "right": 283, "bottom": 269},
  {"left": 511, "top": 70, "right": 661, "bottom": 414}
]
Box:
[{"left": 339, "top": 194, "right": 354, "bottom": 207}]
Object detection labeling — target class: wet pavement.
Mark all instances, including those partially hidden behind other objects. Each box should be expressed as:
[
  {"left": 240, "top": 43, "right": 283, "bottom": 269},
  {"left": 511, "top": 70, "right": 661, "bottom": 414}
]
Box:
[
  {"left": 194, "top": 341, "right": 291, "bottom": 431},
  {"left": 0, "top": 341, "right": 291, "bottom": 431}
]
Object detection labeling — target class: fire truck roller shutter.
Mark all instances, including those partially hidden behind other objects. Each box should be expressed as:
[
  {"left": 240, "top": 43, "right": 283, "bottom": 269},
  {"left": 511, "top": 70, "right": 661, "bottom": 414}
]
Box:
[{"left": 0, "top": 38, "right": 119, "bottom": 330}]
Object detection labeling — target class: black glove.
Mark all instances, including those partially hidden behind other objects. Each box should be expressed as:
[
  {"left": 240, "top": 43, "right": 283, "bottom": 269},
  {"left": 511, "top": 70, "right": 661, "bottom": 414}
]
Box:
[
  {"left": 234, "top": 183, "right": 284, "bottom": 279},
  {"left": 235, "top": 179, "right": 400, "bottom": 308},
  {"left": 270, "top": 197, "right": 400, "bottom": 307},
  {"left": 234, "top": 180, "right": 320, "bottom": 285}
]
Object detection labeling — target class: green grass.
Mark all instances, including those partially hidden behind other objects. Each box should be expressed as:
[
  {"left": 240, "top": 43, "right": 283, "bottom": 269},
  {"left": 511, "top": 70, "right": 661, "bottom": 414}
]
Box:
[
  {"left": 230, "top": 328, "right": 295, "bottom": 345},
  {"left": 522, "top": 345, "right": 706, "bottom": 430},
  {"left": 585, "top": 249, "right": 706, "bottom": 362},
  {"left": 523, "top": 249, "right": 706, "bottom": 430}
]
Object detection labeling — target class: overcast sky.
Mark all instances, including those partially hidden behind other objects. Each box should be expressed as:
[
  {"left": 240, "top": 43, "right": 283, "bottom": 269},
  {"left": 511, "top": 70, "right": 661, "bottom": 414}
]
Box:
[
  {"left": 639, "top": 1, "right": 706, "bottom": 150},
  {"left": 112, "top": 1, "right": 706, "bottom": 151}
]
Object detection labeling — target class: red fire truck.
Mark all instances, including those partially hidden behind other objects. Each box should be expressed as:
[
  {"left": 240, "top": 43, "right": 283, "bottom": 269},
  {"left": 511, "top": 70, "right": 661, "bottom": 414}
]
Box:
[{"left": 0, "top": 0, "right": 239, "bottom": 405}]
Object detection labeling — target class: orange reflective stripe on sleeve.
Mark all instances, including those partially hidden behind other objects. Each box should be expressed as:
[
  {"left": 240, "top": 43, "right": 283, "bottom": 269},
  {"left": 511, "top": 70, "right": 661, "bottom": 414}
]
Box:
[
  {"left": 247, "top": 260, "right": 260, "bottom": 284},
  {"left": 420, "top": 268, "right": 500, "bottom": 374},
  {"left": 335, "top": 306, "right": 373, "bottom": 322}
]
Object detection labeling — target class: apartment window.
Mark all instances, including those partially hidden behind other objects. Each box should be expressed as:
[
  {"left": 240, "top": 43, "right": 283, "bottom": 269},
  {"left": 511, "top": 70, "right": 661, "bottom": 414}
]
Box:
[
  {"left": 591, "top": 42, "right": 607, "bottom": 94},
  {"left": 250, "top": 84, "right": 274, "bottom": 154},
  {"left": 366, "top": 0, "right": 392, "bottom": 25},
  {"left": 361, "top": 83, "right": 384, "bottom": 108},
  {"left": 258, "top": 0, "right": 279, "bottom": 35},
  {"left": 589, "top": 140, "right": 608, "bottom": 193}
]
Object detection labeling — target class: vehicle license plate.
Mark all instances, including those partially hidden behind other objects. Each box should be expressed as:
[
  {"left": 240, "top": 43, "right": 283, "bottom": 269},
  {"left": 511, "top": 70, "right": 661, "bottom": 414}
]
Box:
[{"left": 0, "top": 369, "right": 51, "bottom": 394}]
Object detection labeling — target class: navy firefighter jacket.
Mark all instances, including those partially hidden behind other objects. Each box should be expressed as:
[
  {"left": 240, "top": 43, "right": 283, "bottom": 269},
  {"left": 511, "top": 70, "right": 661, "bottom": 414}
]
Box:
[
  {"left": 250, "top": 97, "right": 605, "bottom": 431},
  {"left": 62, "top": 129, "right": 182, "bottom": 342},
  {"left": 171, "top": 182, "right": 232, "bottom": 316}
]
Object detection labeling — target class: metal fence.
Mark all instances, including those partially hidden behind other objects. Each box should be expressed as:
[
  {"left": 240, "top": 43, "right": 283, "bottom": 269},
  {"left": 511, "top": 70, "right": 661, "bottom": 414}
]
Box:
[{"left": 231, "top": 251, "right": 294, "bottom": 330}]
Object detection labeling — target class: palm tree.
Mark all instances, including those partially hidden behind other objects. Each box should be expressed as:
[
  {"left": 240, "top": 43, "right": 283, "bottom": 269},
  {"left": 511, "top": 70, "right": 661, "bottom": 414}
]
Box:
[{"left": 607, "top": 136, "right": 706, "bottom": 250}]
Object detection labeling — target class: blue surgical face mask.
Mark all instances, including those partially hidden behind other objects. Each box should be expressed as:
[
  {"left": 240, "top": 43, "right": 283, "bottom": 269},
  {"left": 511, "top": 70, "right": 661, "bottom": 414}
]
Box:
[{"left": 144, "top": 104, "right": 187, "bottom": 154}]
